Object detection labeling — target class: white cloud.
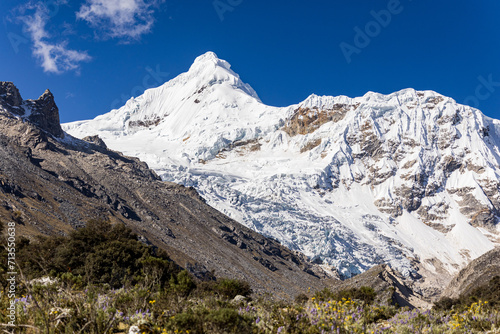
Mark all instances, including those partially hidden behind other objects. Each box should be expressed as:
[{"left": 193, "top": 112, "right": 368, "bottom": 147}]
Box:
[
  {"left": 77, "top": 0, "right": 160, "bottom": 40},
  {"left": 20, "top": 5, "right": 91, "bottom": 74}
]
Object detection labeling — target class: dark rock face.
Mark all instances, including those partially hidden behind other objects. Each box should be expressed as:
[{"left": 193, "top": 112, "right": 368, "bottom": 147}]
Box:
[
  {"left": 0, "top": 82, "right": 23, "bottom": 115},
  {"left": 83, "top": 135, "right": 108, "bottom": 149},
  {"left": 0, "top": 82, "right": 64, "bottom": 138},
  {"left": 27, "top": 89, "right": 64, "bottom": 138}
]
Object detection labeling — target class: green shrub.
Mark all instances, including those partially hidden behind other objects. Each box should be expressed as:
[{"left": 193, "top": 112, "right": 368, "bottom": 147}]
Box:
[
  {"left": 60, "top": 272, "right": 85, "bottom": 289},
  {"left": 205, "top": 308, "right": 253, "bottom": 333},
  {"left": 15, "top": 219, "right": 179, "bottom": 289},
  {"left": 313, "top": 287, "right": 335, "bottom": 302},
  {"left": 84, "top": 239, "right": 148, "bottom": 288},
  {"left": 294, "top": 293, "right": 309, "bottom": 304},
  {"left": 314, "top": 286, "right": 376, "bottom": 304},
  {"left": 214, "top": 278, "right": 252, "bottom": 299},
  {"left": 169, "top": 270, "right": 196, "bottom": 296},
  {"left": 339, "top": 286, "right": 377, "bottom": 304},
  {"left": 167, "top": 310, "right": 205, "bottom": 333},
  {"left": 364, "top": 304, "right": 398, "bottom": 322},
  {"left": 141, "top": 255, "right": 178, "bottom": 288},
  {"left": 433, "top": 296, "right": 458, "bottom": 311},
  {"left": 195, "top": 278, "right": 252, "bottom": 300}
]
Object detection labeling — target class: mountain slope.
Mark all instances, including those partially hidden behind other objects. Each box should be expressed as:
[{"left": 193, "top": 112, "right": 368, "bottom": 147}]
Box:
[
  {"left": 0, "top": 81, "right": 332, "bottom": 299},
  {"left": 63, "top": 52, "right": 500, "bottom": 295},
  {"left": 442, "top": 247, "right": 500, "bottom": 299}
]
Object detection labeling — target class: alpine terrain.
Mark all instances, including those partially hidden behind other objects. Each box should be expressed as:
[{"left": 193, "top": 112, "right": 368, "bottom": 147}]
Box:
[
  {"left": 0, "top": 81, "right": 332, "bottom": 298},
  {"left": 63, "top": 52, "right": 500, "bottom": 297}
]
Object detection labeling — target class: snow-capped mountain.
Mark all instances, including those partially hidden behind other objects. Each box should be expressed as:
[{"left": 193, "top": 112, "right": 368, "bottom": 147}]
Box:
[{"left": 63, "top": 52, "right": 500, "bottom": 290}]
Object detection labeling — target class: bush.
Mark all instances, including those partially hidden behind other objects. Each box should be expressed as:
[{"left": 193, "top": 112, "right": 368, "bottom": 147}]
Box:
[
  {"left": 313, "top": 287, "right": 335, "bottom": 302},
  {"left": 60, "top": 272, "right": 85, "bottom": 289},
  {"left": 195, "top": 278, "right": 252, "bottom": 300},
  {"left": 205, "top": 308, "right": 253, "bottom": 333},
  {"left": 339, "top": 286, "right": 377, "bottom": 304},
  {"left": 294, "top": 293, "right": 309, "bottom": 304},
  {"left": 169, "top": 270, "right": 196, "bottom": 296},
  {"left": 15, "top": 219, "right": 179, "bottom": 289},
  {"left": 167, "top": 310, "right": 204, "bottom": 333},
  {"left": 214, "top": 278, "right": 253, "bottom": 299},
  {"left": 364, "top": 304, "right": 398, "bottom": 322},
  {"left": 433, "top": 296, "right": 458, "bottom": 311}
]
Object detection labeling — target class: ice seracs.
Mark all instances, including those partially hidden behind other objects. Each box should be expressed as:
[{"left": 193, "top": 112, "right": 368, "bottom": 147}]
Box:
[{"left": 63, "top": 52, "right": 500, "bottom": 292}]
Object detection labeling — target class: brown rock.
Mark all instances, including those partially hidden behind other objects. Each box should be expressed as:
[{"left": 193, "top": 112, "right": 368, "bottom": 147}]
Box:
[{"left": 442, "top": 247, "right": 500, "bottom": 299}]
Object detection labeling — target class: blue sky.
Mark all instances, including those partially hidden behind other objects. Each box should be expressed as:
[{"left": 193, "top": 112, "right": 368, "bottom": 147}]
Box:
[{"left": 1, "top": 0, "right": 499, "bottom": 123}]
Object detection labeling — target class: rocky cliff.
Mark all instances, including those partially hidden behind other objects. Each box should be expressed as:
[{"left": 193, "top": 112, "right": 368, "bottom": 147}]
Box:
[{"left": 442, "top": 247, "right": 500, "bottom": 299}]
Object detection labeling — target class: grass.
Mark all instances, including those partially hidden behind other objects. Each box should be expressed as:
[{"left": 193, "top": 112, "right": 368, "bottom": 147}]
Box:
[
  {"left": 1, "top": 220, "right": 499, "bottom": 333},
  {"left": 1, "top": 279, "right": 499, "bottom": 333}
]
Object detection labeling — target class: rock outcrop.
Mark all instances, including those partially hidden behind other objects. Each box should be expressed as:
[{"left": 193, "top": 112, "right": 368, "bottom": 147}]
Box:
[
  {"left": 27, "top": 89, "right": 64, "bottom": 138},
  {"left": 442, "top": 247, "right": 500, "bottom": 299},
  {"left": 333, "top": 264, "right": 432, "bottom": 309},
  {"left": 0, "top": 81, "right": 23, "bottom": 110},
  {"left": 0, "top": 82, "right": 64, "bottom": 138},
  {"left": 83, "top": 135, "right": 108, "bottom": 149}
]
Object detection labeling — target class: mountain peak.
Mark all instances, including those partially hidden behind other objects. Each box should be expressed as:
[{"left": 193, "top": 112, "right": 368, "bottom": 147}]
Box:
[
  {"left": 28, "top": 88, "right": 64, "bottom": 138},
  {"left": 40, "top": 89, "right": 54, "bottom": 100},
  {"left": 190, "top": 51, "right": 231, "bottom": 71},
  {"left": 0, "top": 81, "right": 23, "bottom": 110},
  {"left": 64, "top": 54, "right": 500, "bottom": 287},
  {"left": 184, "top": 52, "right": 260, "bottom": 101},
  {"left": 195, "top": 51, "right": 219, "bottom": 61},
  {"left": 0, "top": 82, "right": 63, "bottom": 138}
]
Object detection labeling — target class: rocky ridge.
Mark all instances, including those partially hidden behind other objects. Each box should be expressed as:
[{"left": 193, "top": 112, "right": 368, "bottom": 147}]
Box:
[
  {"left": 442, "top": 247, "right": 500, "bottom": 299},
  {"left": 0, "top": 82, "right": 63, "bottom": 138},
  {"left": 333, "top": 264, "right": 432, "bottom": 309}
]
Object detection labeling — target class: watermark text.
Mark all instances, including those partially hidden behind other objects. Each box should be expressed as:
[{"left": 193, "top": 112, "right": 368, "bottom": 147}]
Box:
[
  {"left": 340, "top": 0, "right": 411, "bottom": 64},
  {"left": 6, "top": 221, "right": 17, "bottom": 326},
  {"left": 213, "top": 0, "right": 243, "bottom": 22}
]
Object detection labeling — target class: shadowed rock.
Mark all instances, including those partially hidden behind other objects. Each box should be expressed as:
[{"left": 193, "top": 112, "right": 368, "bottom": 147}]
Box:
[
  {"left": 83, "top": 135, "right": 108, "bottom": 149},
  {"left": 27, "top": 89, "right": 64, "bottom": 138},
  {"left": 0, "top": 82, "right": 64, "bottom": 138},
  {"left": 0, "top": 82, "right": 23, "bottom": 108},
  {"left": 442, "top": 247, "right": 500, "bottom": 299}
]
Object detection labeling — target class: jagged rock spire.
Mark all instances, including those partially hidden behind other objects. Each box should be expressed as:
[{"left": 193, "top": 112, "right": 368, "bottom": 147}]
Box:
[
  {"left": 0, "top": 82, "right": 64, "bottom": 138},
  {"left": 29, "top": 89, "right": 64, "bottom": 138},
  {"left": 0, "top": 82, "right": 23, "bottom": 107}
]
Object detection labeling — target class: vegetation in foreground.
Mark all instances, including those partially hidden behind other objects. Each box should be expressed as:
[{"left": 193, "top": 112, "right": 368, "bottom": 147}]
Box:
[{"left": 1, "top": 221, "right": 499, "bottom": 333}]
